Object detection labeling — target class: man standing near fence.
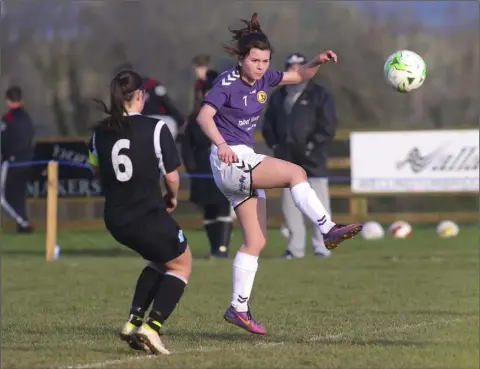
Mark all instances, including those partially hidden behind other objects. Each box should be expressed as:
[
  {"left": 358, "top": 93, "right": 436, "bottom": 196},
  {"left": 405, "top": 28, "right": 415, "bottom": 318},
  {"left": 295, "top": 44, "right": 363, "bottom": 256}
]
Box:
[
  {"left": 0, "top": 86, "right": 35, "bottom": 233},
  {"left": 262, "top": 52, "right": 338, "bottom": 259}
]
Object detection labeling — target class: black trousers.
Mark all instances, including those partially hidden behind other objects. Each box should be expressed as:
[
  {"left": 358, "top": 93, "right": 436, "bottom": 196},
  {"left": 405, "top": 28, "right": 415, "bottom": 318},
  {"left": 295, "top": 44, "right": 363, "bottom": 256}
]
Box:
[
  {"left": 203, "top": 202, "right": 232, "bottom": 221},
  {"left": 0, "top": 162, "right": 30, "bottom": 227},
  {"left": 202, "top": 201, "right": 233, "bottom": 255}
]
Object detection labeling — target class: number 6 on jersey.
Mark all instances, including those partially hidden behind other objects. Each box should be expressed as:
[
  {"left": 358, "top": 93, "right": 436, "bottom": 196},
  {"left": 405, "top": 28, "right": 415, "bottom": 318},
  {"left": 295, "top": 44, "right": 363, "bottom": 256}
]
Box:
[{"left": 112, "top": 139, "right": 133, "bottom": 182}]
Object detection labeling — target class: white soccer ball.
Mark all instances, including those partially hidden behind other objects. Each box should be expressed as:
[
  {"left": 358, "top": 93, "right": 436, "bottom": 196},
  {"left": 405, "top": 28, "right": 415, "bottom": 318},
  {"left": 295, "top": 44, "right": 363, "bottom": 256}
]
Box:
[
  {"left": 436, "top": 220, "right": 459, "bottom": 238},
  {"left": 384, "top": 50, "right": 426, "bottom": 93},
  {"left": 361, "top": 221, "right": 385, "bottom": 240},
  {"left": 388, "top": 221, "right": 412, "bottom": 239},
  {"left": 53, "top": 244, "right": 61, "bottom": 260}
]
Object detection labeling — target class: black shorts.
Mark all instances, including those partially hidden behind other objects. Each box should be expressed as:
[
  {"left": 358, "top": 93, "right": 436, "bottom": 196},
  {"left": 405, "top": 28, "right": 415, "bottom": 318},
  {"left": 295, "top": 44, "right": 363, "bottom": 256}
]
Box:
[{"left": 107, "top": 209, "right": 188, "bottom": 263}]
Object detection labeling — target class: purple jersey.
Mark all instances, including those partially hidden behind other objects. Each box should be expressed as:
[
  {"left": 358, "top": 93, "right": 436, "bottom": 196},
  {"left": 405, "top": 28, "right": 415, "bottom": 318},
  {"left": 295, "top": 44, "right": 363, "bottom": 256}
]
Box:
[{"left": 202, "top": 67, "right": 283, "bottom": 147}]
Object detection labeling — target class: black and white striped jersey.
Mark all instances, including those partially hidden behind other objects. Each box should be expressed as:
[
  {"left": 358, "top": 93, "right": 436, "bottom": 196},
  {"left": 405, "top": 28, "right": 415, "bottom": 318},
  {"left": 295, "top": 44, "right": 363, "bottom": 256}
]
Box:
[{"left": 88, "top": 112, "right": 180, "bottom": 226}]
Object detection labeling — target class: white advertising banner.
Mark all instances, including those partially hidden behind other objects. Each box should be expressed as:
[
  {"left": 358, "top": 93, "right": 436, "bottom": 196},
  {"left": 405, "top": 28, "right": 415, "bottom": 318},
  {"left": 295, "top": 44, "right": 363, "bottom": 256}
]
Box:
[{"left": 350, "top": 130, "right": 479, "bottom": 193}]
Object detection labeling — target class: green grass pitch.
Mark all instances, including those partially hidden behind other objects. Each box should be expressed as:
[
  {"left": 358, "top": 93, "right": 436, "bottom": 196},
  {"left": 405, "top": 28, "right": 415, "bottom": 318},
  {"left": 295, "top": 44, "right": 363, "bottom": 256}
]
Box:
[{"left": 2, "top": 226, "right": 478, "bottom": 369}]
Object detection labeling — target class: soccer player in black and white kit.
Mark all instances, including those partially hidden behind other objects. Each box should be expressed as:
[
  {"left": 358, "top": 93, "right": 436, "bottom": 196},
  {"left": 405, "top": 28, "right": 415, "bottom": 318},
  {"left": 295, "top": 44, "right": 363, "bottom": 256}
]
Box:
[{"left": 88, "top": 69, "right": 192, "bottom": 355}]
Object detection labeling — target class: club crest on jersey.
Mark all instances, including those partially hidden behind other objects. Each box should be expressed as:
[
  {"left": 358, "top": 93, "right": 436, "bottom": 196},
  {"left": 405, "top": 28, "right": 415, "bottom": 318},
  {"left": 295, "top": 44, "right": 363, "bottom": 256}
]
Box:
[
  {"left": 178, "top": 229, "right": 185, "bottom": 243},
  {"left": 257, "top": 91, "right": 267, "bottom": 104}
]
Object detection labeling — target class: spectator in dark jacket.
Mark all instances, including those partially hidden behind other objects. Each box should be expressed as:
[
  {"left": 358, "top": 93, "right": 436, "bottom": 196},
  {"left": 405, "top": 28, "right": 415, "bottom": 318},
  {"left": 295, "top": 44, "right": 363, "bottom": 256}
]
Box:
[
  {"left": 262, "top": 52, "right": 338, "bottom": 259},
  {"left": 181, "top": 71, "right": 233, "bottom": 258},
  {"left": 0, "top": 86, "right": 35, "bottom": 233},
  {"left": 114, "top": 62, "right": 185, "bottom": 140}
]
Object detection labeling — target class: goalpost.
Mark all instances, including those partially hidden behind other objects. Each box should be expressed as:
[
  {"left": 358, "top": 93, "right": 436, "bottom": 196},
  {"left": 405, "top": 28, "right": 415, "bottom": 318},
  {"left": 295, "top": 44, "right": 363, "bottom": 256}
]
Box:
[{"left": 45, "top": 161, "right": 58, "bottom": 261}]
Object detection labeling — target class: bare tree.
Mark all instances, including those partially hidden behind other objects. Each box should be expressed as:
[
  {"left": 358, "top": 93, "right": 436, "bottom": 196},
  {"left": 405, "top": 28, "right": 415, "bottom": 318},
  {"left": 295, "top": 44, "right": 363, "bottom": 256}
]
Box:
[{"left": 1, "top": 0, "right": 477, "bottom": 135}]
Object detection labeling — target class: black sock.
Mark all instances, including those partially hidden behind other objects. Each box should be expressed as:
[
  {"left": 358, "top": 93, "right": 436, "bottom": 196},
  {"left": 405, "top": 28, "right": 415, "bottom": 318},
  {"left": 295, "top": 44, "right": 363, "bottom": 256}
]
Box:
[
  {"left": 127, "top": 313, "right": 144, "bottom": 328},
  {"left": 216, "top": 221, "right": 232, "bottom": 255},
  {"left": 129, "top": 265, "right": 164, "bottom": 325},
  {"left": 144, "top": 273, "right": 164, "bottom": 311},
  {"left": 204, "top": 221, "right": 219, "bottom": 255},
  {"left": 146, "top": 273, "right": 187, "bottom": 332}
]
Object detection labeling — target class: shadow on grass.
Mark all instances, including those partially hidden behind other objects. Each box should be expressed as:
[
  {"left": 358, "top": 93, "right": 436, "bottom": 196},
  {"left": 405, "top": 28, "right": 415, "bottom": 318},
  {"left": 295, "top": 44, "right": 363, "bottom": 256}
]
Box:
[{"left": 6, "top": 324, "right": 433, "bottom": 359}]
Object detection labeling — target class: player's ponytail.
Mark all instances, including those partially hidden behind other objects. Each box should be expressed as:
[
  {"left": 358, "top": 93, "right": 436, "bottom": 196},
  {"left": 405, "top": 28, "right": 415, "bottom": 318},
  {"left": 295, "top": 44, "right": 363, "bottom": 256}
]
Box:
[
  {"left": 223, "top": 13, "right": 272, "bottom": 58},
  {"left": 94, "top": 70, "right": 143, "bottom": 131}
]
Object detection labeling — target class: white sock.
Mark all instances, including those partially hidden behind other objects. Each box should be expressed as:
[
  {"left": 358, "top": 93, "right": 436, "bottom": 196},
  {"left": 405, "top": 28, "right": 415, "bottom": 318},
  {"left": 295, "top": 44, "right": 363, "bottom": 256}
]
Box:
[
  {"left": 231, "top": 252, "right": 258, "bottom": 312},
  {"left": 290, "top": 182, "right": 336, "bottom": 234}
]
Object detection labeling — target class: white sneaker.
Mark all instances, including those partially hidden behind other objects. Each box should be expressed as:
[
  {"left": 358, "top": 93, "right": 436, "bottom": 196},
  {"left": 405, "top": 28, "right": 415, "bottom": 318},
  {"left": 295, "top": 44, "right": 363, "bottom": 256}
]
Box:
[
  {"left": 136, "top": 324, "right": 171, "bottom": 355},
  {"left": 280, "top": 224, "right": 290, "bottom": 238},
  {"left": 119, "top": 322, "right": 149, "bottom": 352},
  {"left": 314, "top": 249, "right": 332, "bottom": 258}
]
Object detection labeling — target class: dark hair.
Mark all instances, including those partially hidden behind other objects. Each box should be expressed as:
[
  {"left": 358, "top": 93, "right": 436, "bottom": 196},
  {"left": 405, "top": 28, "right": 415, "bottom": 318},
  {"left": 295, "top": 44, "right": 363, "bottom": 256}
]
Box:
[
  {"left": 5, "top": 86, "right": 23, "bottom": 102},
  {"left": 192, "top": 54, "right": 211, "bottom": 67},
  {"left": 94, "top": 70, "right": 144, "bottom": 131},
  {"left": 223, "top": 13, "right": 272, "bottom": 58}
]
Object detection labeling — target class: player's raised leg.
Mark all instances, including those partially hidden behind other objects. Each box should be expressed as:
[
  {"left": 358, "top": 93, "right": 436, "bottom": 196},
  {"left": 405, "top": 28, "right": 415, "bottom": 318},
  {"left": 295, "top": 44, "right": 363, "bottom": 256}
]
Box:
[
  {"left": 224, "top": 195, "right": 267, "bottom": 335},
  {"left": 136, "top": 246, "right": 192, "bottom": 355},
  {"left": 252, "top": 156, "right": 363, "bottom": 250}
]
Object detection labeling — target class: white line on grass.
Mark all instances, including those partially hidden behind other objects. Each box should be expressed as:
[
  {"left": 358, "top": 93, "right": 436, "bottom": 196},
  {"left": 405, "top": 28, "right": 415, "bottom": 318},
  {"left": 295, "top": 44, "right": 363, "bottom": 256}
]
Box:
[
  {"left": 63, "top": 342, "right": 284, "bottom": 369},
  {"left": 308, "top": 316, "right": 468, "bottom": 342},
  {"left": 62, "top": 317, "right": 471, "bottom": 369}
]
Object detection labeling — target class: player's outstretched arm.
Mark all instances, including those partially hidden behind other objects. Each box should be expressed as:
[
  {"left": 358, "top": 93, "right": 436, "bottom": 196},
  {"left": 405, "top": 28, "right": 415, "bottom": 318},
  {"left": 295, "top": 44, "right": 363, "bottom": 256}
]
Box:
[{"left": 280, "top": 50, "right": 338, "bottom": 85}]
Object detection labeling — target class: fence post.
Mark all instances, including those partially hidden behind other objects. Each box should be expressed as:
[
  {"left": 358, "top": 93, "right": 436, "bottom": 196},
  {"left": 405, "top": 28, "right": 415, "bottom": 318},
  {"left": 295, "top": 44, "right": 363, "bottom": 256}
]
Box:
[
  {"left": 45, "top": 161, "right": 58, "bottom": 261},
  {"left": 349, "top": 195, "right": 368, "bottom": 222}
]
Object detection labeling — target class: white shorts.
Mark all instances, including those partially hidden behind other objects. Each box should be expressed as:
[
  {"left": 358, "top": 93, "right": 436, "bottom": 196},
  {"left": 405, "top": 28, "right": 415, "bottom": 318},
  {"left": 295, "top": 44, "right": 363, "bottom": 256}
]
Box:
[{"left": 210, "top": 144, "right": 266, "bottom": 208}]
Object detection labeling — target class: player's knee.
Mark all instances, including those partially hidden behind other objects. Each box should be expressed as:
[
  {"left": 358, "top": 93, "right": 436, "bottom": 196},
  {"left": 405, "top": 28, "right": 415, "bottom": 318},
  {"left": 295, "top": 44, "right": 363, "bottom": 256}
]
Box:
[
  {"left": 180, "top": 247, "right": 193, "bottom": 280},
  {"left": 245, "top": 234, "right": 267, "bottom": 252},
  {"left": 166, "top": 264, "right": 191, "bottom": 282},
  {"left": 292, "top": 165, "right": 307, "bottom": 182},
  {"left": 258, "top": 237, "right": 267, "bottom": 251},
  {"left": 286, "top": 164, "right": 307, "bottom": 187},
  {"left": 165, "top": 247, "right": 192, "bottom": 281},
  {"left": 183, "top": 250, "right": 192, "bottom": 279}
]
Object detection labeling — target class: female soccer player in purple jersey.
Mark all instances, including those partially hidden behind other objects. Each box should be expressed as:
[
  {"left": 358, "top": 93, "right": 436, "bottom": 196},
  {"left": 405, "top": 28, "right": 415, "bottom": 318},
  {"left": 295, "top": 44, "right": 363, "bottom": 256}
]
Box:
[{"left": 197, "top": 13, "right": 363, "bottom": 335}]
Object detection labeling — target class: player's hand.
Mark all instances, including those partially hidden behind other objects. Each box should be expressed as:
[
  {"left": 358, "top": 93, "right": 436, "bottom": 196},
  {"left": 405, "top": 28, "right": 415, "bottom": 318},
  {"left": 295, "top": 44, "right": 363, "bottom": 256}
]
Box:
[
  {"left": 164, "top": 194, "right": 177, "bottom": 213},
  {"left": 217, "top": 142, "right": 238, "bottom": 164},
  {"left": 317, "top": 50, "right": 337, "bottom": 64}
]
